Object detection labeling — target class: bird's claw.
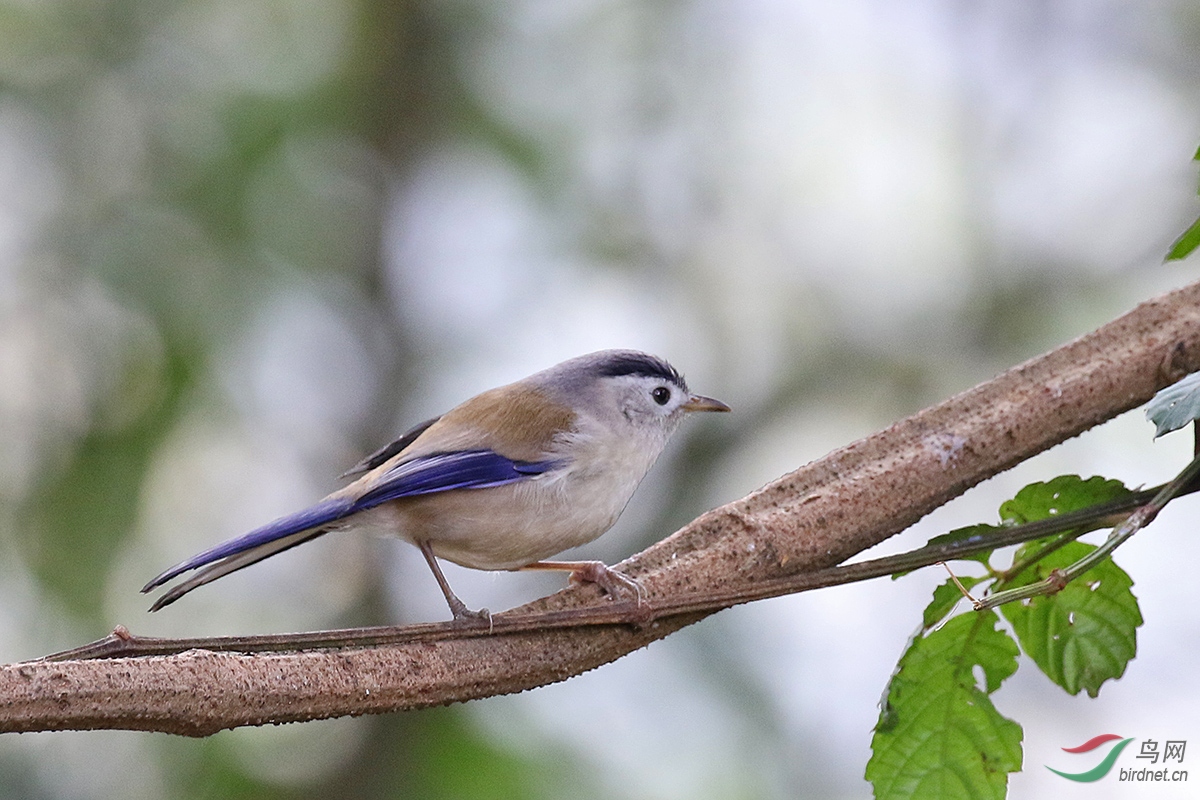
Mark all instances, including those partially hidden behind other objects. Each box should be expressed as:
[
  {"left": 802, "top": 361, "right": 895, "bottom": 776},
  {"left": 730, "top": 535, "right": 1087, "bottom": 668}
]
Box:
[
  {"left": 569, "top": 562, "right": 645, "bottom": 607},
  {"left": 449, "top": 600, "right": 493, "bottom": 631}
]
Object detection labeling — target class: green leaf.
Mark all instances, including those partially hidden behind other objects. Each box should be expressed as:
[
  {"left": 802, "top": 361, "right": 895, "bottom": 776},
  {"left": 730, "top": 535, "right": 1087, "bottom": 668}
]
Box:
[
  {"left": 923, "top": 576, "right": 982, "bottom": 630},
  {"left": 1146, "top": 371, "right": 1200, "bottom": 438},
  {"left": 1167, "top": 216, "right": 1200, "bottom": 260},
  {"left": 867, "top": 612, "right": 1023, "bottom": 800},
  {"left": 1169, "top": 146, "right": 1200, "bottom": 259},
  {"left": 999, "top": 541, "right": 1142, "bottom": 698},
  {"left": 999, "top": 475, "right": 1130, "bottom": 525}
]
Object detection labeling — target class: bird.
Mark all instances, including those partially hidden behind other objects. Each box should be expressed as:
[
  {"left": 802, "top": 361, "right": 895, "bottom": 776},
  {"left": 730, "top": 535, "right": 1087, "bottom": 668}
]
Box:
[{"left": 142, "top": 349, "right": 730, "bottom": 622}]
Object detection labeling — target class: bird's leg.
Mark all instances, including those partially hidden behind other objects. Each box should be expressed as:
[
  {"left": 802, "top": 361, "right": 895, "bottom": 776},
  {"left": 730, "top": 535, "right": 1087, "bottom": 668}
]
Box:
[
  {"left": 417, "top": 540, "right": 491, "bottom": 626},
  {"left": 521, "top": 560, "right": 644, "bottom": 605}
]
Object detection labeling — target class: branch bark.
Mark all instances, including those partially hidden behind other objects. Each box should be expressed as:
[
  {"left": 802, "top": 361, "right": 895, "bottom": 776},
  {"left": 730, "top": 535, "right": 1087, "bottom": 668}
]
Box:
[{"left": 4, "top": 280, "right": 1199, "bottom": 736}]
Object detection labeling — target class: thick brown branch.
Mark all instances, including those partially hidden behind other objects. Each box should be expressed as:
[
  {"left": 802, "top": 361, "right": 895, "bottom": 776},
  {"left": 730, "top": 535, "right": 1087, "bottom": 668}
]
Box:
[{"left": 3, "top": 280, "right": 1200, "bottom": 736}]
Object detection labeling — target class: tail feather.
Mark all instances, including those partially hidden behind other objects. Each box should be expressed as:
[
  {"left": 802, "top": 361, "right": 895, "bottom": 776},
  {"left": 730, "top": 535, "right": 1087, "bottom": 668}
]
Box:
[
  {"left": 147, "top": 527, "right": 329, "bottom": 611},
  {"left": 142, "top": 496, "right": 354, "bottom": 608},
  {"left": 144, "top": 448, "right": 563, "bottom": 610}
]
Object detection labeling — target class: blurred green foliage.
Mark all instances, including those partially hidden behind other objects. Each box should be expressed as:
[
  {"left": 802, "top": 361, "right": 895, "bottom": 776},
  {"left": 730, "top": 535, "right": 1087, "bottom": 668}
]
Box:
[
  {"left": 19, "top": 345, "right": 189, "bottom": 619},
  {"left": 0, "top": 0, "right": 605, "bottom": 796}
]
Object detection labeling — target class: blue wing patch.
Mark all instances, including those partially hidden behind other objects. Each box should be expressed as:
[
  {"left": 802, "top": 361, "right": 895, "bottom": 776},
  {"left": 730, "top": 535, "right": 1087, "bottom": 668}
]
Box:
[
  {"left": 355, "top": 449, "right": 561, "bottom": 506},
  {"left": 143, "top": 449, "right": 561, "bottom": 595}
]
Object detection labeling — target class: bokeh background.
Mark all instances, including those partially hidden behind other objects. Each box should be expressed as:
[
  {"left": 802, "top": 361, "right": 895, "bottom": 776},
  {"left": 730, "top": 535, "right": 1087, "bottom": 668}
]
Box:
[{"left": 1, "top": 0, "right": 1199, "bottom": 798}]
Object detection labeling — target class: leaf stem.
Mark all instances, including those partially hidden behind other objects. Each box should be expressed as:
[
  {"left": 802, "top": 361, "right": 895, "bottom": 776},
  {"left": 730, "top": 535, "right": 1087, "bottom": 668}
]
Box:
[
  {"left": 998, "top": 530, "right": 1086, "bottom": 585},
  {"left": 939, "top": 562, "right": 979, "bottom": 605}
]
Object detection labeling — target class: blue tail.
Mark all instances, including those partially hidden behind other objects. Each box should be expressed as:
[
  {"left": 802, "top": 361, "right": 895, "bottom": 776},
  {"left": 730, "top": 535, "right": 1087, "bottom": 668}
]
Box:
[
  {"left": 141, "top": 496, "right": 354, "bottom": 603},
  {"left": 143, "top": 448, "right": 563, "bottom": 610}
]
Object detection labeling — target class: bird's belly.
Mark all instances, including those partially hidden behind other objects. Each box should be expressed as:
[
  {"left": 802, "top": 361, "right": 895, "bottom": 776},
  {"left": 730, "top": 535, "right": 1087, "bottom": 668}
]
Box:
[{"left": 356, "top": 478, "right": 630, "bottom": 571}]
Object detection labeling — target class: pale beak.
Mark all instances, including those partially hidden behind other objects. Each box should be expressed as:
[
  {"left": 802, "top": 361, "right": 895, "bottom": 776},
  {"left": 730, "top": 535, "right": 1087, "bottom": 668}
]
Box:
[{"left": 681, "top": 394, "right": 731, "bottom": 413}]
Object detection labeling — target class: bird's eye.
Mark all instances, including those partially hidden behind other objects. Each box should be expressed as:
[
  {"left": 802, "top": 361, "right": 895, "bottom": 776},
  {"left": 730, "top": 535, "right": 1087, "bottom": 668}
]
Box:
[{"left": 651, "top": 386, "right": 671, "bottom": 405}]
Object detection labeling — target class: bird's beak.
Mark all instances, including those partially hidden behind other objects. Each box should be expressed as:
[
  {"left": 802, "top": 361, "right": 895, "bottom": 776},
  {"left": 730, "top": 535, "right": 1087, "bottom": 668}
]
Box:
[{"left": 682, "top": 394, "right": 731, "bottom": 413}]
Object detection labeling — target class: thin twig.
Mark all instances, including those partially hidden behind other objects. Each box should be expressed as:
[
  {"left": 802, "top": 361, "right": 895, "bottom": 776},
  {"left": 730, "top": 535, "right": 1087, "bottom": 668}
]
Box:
[
  {"left": 997, "top": 529, "right": 1091, "bottom": 584},
  {"left": 38, "top": 479, "right": 1193, "bottom": 662},
  {"left": 975, "top": 451, "right": 1200, "bottom": 610}
]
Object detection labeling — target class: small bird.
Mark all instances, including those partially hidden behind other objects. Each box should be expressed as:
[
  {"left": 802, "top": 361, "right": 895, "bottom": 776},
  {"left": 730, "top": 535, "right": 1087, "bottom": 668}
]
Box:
[{"left": 143, "top": 350, "right": 730, "bottom": 621}]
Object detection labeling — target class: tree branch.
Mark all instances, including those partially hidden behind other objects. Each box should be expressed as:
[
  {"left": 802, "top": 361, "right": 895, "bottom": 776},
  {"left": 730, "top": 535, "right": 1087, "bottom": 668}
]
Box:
[{"left": 3, "top": 280, "right": 1199, "bottom": 736}]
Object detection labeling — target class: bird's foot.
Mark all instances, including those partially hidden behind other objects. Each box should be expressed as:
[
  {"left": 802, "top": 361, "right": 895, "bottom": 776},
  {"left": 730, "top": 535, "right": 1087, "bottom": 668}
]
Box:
[
  {"left": 568, "top": 561, "right": 645, "bottom": 607},
  {"left": 448, "top": 598, "right": 493, "bottom": 631}
]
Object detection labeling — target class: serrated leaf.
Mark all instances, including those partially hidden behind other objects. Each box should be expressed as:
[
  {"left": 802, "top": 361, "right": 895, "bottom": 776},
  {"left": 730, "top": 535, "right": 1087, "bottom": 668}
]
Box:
[
  {"left": 999, "top": 475, "right": 1130, "bottom": 525},
  {"left": 1146, "top": 371, "right": 1200, "bottom": 438},
  {"left": 999, "top": 541, "right": 1142, "bottom": 698},
  {"left": 867, "top": 612, "right": 1023, "bottom": 800},
  {"left": 923, "top": 576, "right": 982, "bottom": 630}
]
